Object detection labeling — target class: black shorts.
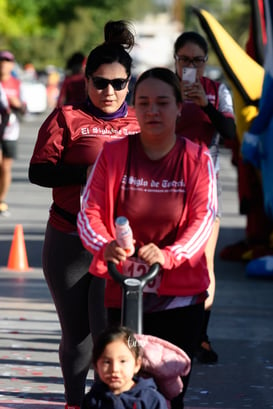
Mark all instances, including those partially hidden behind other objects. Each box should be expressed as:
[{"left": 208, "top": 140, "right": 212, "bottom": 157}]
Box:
[{"left": 0, "top": 140, "right": 17, "bottom": 159}]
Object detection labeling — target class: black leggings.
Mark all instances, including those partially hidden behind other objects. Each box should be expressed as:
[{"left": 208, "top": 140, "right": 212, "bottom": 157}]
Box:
[
  {"left": 43, "top": 223, "right": 107, "bottom": 406},
  {"left": 108, "top": 302, "right": 204, "bottom": 409}
]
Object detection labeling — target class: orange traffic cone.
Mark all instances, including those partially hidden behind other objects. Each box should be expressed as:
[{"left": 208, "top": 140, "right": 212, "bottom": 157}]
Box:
[{"left": 7, "top": 224, "right": 30, "bottom": 271}]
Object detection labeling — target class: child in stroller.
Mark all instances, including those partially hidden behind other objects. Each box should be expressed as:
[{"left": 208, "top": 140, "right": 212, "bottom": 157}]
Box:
[{"left": 81, "top": 326, "right": 190, "bottom": 409}]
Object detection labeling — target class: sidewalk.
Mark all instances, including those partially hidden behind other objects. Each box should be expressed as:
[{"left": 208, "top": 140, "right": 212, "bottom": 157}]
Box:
[{"left": 1, "top": 116, "right": 273, "bottom": 408}]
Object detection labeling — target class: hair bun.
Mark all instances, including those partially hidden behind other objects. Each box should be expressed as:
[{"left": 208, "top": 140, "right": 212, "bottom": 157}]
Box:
[{"left": 104, "top": 20, "right": 135, "bottom": 51}]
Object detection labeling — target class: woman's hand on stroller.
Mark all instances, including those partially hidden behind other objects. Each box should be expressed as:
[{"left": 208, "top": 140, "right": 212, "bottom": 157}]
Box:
[
  {"left": 104, "top": 240, "right": 128, "bottom": 264},
  {"left": 104, "top": 241, "right": 164, "bottom": 267},
  {"left": 138, "top": 243, "right": 165, "bottom": 267}
]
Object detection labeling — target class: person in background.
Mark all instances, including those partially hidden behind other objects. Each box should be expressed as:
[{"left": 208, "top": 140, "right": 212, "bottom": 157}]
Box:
[
  {"left": 77, "top": 67, "right": 217, "bottom": 409},
  {"left": 0, "top": 81, "right": 10, "bottom": 135},
  {"left": 46, "top": 68, "right": 61, "bottom": 109},
  {"left": 28, "top": 20, "right": 140, "bottom": 409},
  {"left": 23, "top": 63, "right": 37, "bottom": 81},
  {"left": 0, "top": 83, "right": 10, "bottom": 169},
  {"left": 0, "top": 50, "right": 26, "bottom": 216},
  {"left": 174, "top": 31, "right": 236, "bottom": 364},
  {"left": 57, "top": 52, "right": 87, "bottom": 107},
  {"left": 81, "top": 326, "right": 168, "bottom": 409}
]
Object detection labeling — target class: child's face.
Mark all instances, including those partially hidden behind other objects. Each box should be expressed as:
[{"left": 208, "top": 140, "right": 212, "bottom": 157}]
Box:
[{"left": 95, "top": 339, "right": 141, "bottom": 395}]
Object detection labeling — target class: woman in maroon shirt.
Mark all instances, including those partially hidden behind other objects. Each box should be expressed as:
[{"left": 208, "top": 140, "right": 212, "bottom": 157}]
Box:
[
  {"left": 174, "top": 31, "right": 236, "bottom": 364},
  {"left": 29, "top": 21, "right": 139, "bottom": 409}
]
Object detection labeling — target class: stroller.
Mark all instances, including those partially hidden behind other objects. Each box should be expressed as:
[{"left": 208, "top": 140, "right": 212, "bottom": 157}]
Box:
[{"left": 107, "top": 260, "right": 191, "bottom": 402}]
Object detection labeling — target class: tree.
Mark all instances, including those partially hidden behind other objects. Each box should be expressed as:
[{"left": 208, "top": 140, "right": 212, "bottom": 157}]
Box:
[
  {"left": 182, "top": 0, "right": 250, "bottom": 48},
  {"left": 0, "top": 0, "right": 252, "bottom": 70},
  {"left": 0, "top": 0, "right": 154, "bottom": 68},
  {"left": 179, "top": 0, "right": 251, "bottom": 66}
]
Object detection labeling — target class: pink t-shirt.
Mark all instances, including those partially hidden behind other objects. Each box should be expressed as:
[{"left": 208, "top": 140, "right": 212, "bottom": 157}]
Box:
[{"left": 116, "top": 136, "right": 186, "bottom": 249}]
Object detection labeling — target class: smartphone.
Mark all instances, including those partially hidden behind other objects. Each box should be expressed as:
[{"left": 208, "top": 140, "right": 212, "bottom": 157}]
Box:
[{"left": 182, "top": 67, "right": 197, "bottom": 83}]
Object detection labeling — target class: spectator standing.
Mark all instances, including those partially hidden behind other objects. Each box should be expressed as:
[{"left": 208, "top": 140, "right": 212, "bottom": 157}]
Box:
[
  {"left": 174, "top": 32, "right": 236, "bottom": 364},
  {"left": 28, "top": 20, "right": 140, "bottom": 409},
  {"left": 77, "top": 67, "right": 217, "bottom": 409},
  {"left": 0, "top": 50, "right": 26, "bottom": 216}
]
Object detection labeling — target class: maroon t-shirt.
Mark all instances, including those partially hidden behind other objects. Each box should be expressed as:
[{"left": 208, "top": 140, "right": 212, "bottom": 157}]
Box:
[{"left": 30, "top": 105, "right": 140, "bottom": 232}]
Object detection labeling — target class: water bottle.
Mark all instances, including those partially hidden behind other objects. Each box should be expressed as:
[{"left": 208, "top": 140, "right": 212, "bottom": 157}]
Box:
[{"left": 115, "top": 216, "right": 135, "bottom": 256}]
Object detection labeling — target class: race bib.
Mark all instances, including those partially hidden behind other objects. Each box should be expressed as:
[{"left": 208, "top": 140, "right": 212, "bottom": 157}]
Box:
[{"left": 122, "top": 257, "right": 162, "bottom": 294}]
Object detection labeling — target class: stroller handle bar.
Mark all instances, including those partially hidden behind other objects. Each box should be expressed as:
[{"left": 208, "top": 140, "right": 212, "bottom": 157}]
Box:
[
  {"left": 107, "top": 261, "right": 161, "bottom": 289},
  {"left": 107, "top": 261, "right": 161, "bottom": 333}
]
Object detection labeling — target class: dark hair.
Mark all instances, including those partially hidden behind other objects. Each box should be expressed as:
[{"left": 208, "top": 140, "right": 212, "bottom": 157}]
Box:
[
  {"left": 85, "top": 20, "right": 135, "bottom": 78},
  {"left": 66, "top": 51, "right": 85, "bottom": 74},
  {"left": 133, "top": 67, "right": 182, "bottom": 105},
  {"left": 174, "top": 31, "right": 208, "bottom": 56},
  {"left": 92, "top": 326, "right": 141, "bottom": 366}
]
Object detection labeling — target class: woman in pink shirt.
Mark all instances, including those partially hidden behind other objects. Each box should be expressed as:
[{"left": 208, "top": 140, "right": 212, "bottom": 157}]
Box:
[
  {"left": 78, "top": 67, "right": 217, "bottom": 409},
  {"left": 0, "top": 50, "right": 26, "bottom": 215}
]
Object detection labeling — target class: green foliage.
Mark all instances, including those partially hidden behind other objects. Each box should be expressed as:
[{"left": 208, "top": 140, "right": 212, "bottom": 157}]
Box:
[
  {"left": 184, "top": 0, "right": 251, "bottom": 48},
  {"left": 182, "top": 0, "right": 251, "bottom": 67},
  {"left": 0, "top": 0, "right": 155, "bottom": 69},
  {"left": 221, "top": 1, "right": 251, "bottom": 47},
  {"left": 0, "top": 0, "right": 254, "bottom": 71}
]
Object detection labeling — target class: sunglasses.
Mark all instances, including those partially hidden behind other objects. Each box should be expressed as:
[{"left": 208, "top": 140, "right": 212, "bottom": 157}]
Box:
[
  {"left": 91, "top": 76, "right": 129, "bottom": 91},
  {"left": 175, "top": 55, "right": 208, "bottom": 68}
]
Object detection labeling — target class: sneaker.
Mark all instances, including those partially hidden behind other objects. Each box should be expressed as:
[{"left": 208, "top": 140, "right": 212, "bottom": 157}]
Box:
[
  {"left": 195, "top": 341, "right": 218, "bottom": 364},
  {"left": 0, "top": 202, "right": 10, "bottom": 217},
  {"left": 246, "top": 256, "right": 273, "bottom": 278}
]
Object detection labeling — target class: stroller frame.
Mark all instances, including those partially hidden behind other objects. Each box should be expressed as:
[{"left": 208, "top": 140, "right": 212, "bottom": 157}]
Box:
[{"left": 107, "top": 260, "right": 160, "bottom": 333}]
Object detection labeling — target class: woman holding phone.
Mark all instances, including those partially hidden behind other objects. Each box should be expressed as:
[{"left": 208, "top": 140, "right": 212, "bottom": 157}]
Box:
[{"left": 174, "top": 31, "right": 236, "bottom": 364}]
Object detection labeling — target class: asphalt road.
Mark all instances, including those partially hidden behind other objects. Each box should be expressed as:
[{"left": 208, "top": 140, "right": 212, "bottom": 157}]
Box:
[{"left": 0, "top": 112, "right": 273, "bottom": 409}]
